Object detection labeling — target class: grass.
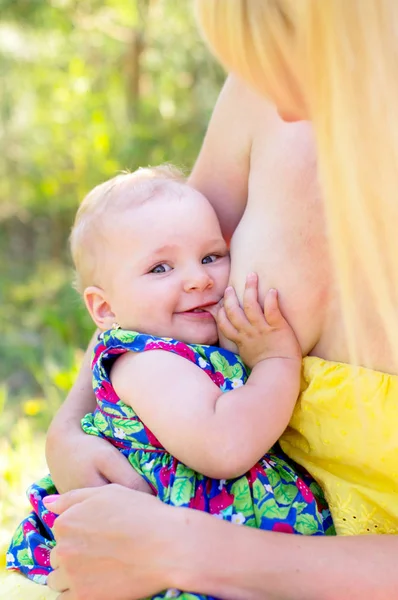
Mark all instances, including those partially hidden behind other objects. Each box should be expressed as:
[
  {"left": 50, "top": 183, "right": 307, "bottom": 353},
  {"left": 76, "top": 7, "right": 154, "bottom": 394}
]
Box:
[
  {"left": 0, "top": 349, "right": 84, "bottom": 563},
  {"left": 0, "top": 420, "right": 47, "bottom": 563}
]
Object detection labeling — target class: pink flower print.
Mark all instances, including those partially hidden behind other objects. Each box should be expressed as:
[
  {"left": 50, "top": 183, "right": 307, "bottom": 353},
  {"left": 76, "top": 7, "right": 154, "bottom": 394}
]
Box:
[
  {"left": 272, "top": 522, "right": 294, "bottom": 534},
  {"left": 209, "top": 371, "right": 225, "bottom": 387},
  {"left": 28, "top": 490, "right": 40, "bottom": 514},
  {"left": 42, "top": 510, "right": 57, "bottom": 529},
  {"left": 159, "top": 465, "right": 172, "bottom": 488},
  {"left": 296, "top": 478, "right": 314, "bottom": 503},
  {"left": 145, "top": 341, "right": 169, "bottom": 351},
  {"left": 96, "top": 380, "right": 120, "bottom": 404},
  {"left": 29, "top": 567, "right": 51, "bottom": 577},
  {"left": 159, "top": 459, "right": 178, "bottom": 486},
  {"left": 145, "top": 340, "right": 197, "bottom": 363},
  {"left": 189, "top": 484, "right": 206, "bottom": 511},
  {"left": 173, "top": 342, "right": 196, "bottom": 363},
  {"left": 247, "top": 463, "right": 268, "bottom": 486},
  {"left": 109, "top": 438, "right": 129, "bottom": 451},
  {"left": 33, "top": 545, "right": 51, "bottom": 568},
  {"left": 143, "top": 424, "right": 163, "bottom": 449},
  {"left": 107, "top": 348, "right": 126, "bottom": 356},
  {"left": 247, "top": 467, "right": 258, "bottom": 486},
  {"left": 92, "top": 343, "right": 107, "bottom": 368},
  {"left": 23, "top": 521, "right": 38, "bottom": 536},
  {"left": 209, "top": 488, "right": 235, "bottom": 515}
]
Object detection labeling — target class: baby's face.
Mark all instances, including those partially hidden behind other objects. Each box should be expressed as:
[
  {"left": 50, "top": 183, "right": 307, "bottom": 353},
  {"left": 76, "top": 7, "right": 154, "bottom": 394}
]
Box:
[{"left": 98, "top": 184, "right": 230, "bottom": 345}]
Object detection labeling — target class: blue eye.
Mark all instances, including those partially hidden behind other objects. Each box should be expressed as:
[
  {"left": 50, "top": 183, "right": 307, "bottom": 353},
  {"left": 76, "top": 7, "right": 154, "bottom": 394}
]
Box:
[
  {"left": 202, "top": 255, "right": 217, "bottom": 264},
  {"left": 150, "top": 263, "right": 172, "bottom": 274}
]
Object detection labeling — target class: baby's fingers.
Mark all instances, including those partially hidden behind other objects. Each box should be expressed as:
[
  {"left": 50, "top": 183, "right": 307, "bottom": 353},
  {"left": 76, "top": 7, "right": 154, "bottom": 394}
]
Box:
[
  {"left": 223, "top": 286, "right": 250, "bottom": 331},
  {"left": 243, "top": 273, "right": 265, "bottom": 326},
  {"left": 263, "top": 288, "right": 285, "bottom": 327},
  {"left": 217, "top": 306, "right": 239, "bottom": 342}
]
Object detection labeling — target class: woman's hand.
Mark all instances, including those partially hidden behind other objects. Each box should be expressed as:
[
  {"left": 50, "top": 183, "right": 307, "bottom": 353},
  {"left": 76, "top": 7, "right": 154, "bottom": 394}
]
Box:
[
  {"left": 45, "top": 483, "right": 398, "bottom": 600},
  {"left": 46, "top": 423, "right": 153, "bottom": 494},
  {"left": 45, "top": 485, "right": 181, "bottom": 599}
]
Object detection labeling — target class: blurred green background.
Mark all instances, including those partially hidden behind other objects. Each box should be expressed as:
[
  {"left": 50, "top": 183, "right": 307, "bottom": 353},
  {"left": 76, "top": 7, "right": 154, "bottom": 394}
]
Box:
[{"left": 0, "top": 0, "right": 224, "bottom": 554}]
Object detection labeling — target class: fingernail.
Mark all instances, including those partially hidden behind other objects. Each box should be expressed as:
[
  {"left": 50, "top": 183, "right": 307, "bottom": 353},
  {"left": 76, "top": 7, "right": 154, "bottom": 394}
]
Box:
[
  {"left": 225, "top": 286, "right": 232, "bottom": 293},
  {"left": 43, "top": 495, "right": 59, "bottom": 505},
  {"left": 248, "top": 272, "right": 257, "bottom": 278}
]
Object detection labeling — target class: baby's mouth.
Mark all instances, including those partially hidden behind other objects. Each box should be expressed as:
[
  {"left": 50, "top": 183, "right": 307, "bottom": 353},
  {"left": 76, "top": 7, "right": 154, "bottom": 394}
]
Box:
[
  {"left": 179, "top": 301, "right": 222, "bottom": 319},
  {"left": 200, "top": 301, "right": 222, "bottom": 319}
]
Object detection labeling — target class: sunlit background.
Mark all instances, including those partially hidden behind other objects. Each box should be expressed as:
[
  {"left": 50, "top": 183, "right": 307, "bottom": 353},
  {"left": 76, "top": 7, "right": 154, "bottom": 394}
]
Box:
[{"left": 0, "top": 0, "right": 224, "bottom": 558}]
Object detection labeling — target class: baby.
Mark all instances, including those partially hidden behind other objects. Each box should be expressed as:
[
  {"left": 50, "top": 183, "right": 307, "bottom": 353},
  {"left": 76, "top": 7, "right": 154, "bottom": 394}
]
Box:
[{"left": 7, "top": 166, "right": 333, "bottom": 598}]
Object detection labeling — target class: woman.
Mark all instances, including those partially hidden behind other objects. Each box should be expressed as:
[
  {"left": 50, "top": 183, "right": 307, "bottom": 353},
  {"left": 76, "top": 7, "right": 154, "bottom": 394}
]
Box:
[{"left": 5, "top": 1, "right": 398, "bottom": 598}]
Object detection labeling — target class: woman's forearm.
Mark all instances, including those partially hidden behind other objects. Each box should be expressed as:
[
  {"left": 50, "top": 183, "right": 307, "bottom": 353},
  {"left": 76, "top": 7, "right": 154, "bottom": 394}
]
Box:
[
  {"left": 46, "top": 332, "right": 152, "bottom": 493},
  {"left": 45, "top": 330, "right": 98, "bottom": 467},
  {"left": 49, "top": 331, "right": 98, "bottom": 427},
  {"left": 175, "top": 509, "right": 397, "bottom": 600}
]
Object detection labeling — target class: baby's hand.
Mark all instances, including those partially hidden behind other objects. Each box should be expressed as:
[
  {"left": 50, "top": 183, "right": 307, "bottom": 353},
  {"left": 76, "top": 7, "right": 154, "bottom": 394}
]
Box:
[{"left": 217, "top": 273, "right": 302, "bottom": 369}]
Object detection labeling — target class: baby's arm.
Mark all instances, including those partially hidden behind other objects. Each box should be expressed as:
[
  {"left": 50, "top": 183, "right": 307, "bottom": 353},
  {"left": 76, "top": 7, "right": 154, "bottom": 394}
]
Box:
[{"left": 111, "top": 274, "right": 301, "bottom": 480}]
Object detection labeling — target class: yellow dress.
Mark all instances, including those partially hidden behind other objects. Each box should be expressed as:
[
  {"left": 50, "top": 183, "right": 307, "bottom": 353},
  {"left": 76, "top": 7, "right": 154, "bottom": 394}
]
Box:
[{"left": 280, "top": 356, "right": 398, "bottom": 535}]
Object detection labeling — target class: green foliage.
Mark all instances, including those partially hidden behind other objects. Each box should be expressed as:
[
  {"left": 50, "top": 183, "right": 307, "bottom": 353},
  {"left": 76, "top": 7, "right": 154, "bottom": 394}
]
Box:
[
  {"left": 1, "top": 0, "right": 224, "bottom": 429},
  {"left": 0, "top": 0, "right": 224, "bottom": 542}
]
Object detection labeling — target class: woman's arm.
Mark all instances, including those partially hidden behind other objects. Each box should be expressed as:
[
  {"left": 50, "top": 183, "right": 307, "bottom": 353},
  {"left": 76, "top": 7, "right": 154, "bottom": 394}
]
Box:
[
  {"left": 188, "top": 75, "right": 253, "bottom": 240},
  {"left": 46, "top": 484, "right": 398, "bottom": 600},
  {"left": 46, "top": 331, "right": 151, "bottom": 494},
  {"left": 175, "top": 507, "right": 398, "bottom": 600},
  {"left": 177, "top": 508, "right": 395, "bottom": 600}
]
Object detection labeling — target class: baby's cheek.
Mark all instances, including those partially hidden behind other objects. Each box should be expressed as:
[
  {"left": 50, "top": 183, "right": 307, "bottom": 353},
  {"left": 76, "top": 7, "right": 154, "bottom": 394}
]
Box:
[{"left": 218, "top": 330, "right": 238, "bottom": 354}]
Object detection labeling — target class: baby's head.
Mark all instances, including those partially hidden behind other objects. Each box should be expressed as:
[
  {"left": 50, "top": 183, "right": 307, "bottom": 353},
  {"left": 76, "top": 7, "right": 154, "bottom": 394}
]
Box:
[{"left": 70, "top": 165, "right": 230, "bottom": 345}]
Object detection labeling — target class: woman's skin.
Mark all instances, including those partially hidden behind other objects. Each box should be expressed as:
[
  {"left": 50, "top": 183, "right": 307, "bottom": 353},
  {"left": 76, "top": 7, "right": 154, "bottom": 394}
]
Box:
[{"left": 45, "top": 76, "right": 398, "bottom": 600}]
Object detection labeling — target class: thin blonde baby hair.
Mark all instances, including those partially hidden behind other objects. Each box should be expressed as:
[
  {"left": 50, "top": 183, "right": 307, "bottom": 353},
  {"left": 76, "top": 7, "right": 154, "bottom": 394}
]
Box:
[{"left": 70, "top": 164, "right": 186, "bottom": 293}]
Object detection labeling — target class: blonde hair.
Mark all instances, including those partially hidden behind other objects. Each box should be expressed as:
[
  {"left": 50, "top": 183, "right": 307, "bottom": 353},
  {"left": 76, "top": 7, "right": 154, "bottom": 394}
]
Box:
[
  {"left": 70, "top": 164, "right": 185, "bottom": 293},
  {"left": 196, "top": 0, "right": 398, "bottom": 364}
]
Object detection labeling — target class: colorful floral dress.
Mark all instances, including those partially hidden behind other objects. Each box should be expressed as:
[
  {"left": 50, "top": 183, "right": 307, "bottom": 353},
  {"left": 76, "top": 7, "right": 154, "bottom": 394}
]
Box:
[{"left": 7, "top": 329, "right": 334, "bottom": 599}]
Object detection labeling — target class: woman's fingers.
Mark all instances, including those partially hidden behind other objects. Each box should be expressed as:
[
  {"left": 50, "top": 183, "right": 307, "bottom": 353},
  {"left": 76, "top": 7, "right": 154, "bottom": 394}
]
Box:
[
  {"left": 47, "top": 562, "right": 69, "bottom": 593},
  {"left": 49, "top": 545, "right": 59, "bottom": 570},
  {"left": 98, "top": 445, "right": 154, "bottom": 493},
  {"left": 43, "top": 487, "right": 102, "bottom": 515}
]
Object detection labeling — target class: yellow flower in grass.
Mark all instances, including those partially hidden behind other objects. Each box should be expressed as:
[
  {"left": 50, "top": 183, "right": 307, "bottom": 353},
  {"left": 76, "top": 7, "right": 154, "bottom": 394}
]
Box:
[{"left": 23, "top": 398, "right": 45, "bottom": 417}]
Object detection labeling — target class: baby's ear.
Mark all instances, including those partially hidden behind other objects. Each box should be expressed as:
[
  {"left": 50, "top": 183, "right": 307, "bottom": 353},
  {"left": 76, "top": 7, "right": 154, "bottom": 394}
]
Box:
[{"left": 84, "top": 286, "right": 116, "bottom": 330}]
